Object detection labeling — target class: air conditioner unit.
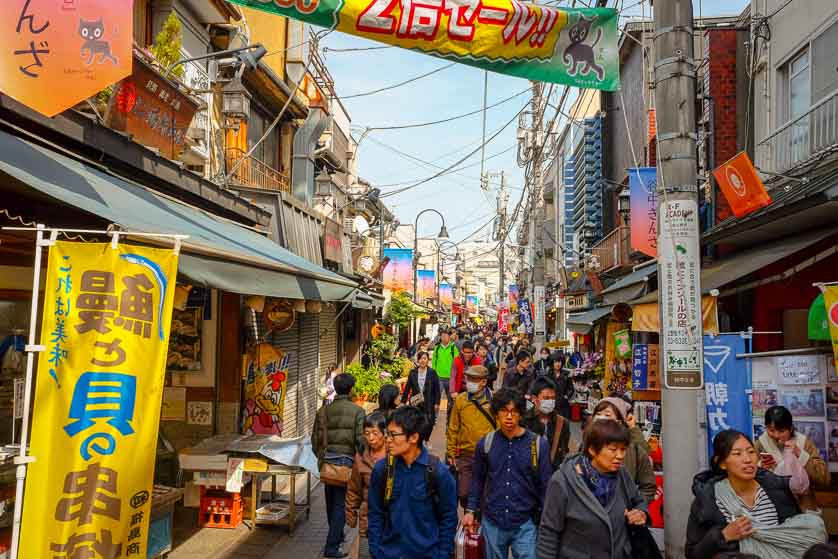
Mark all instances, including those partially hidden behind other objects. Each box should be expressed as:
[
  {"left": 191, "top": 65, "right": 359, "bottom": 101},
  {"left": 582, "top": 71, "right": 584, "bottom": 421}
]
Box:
[{"left": 343, "top": 217, "right": 355, "bottom": 234}]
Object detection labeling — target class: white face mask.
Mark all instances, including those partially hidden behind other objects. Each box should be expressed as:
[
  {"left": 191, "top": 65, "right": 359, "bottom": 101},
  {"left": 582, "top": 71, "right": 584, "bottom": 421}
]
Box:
[
  {"left": 526, "top": 399, "right": 535, "bottom": 411},
  {"left": 593, "top": 414, "right": 611, "bottom": 422},
  {"left": 539, "top": 399, "right": 556, "bottom": 414},
  {"left": 466, "top": 381, "right": 481, "bottom": 394}
]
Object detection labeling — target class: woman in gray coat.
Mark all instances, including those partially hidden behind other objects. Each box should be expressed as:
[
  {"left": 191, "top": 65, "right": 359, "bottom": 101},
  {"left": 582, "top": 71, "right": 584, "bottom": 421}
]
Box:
[{"left": 537, "top": 419, "right": 649, "bottom": 559}]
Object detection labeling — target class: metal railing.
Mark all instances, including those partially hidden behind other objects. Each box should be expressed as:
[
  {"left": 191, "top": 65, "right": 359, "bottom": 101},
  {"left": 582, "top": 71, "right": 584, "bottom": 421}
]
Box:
[
  {"left": 589, "top": 225, "right": 631, "bottom": 273},
  {"left": 756, "top": 89, "right": 838, "bottom": 181},
  {"left": 225, "top": 148, "right": 290, "bottom": 192},
  {"left": 179, "top": 50, "right": 211, "bottom": 162}
]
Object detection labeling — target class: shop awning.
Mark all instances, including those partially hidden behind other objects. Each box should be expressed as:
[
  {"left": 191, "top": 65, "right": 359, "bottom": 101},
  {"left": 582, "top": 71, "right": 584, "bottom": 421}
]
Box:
[
  {"left": 0, "top": 130, "right": 357, "bottom": 301},
  {"left": 566, "top": 306, "right": 613, "bottom": 334},
  {"left": 344, "top": 289, "right": 385, "bottom": 310},
  {"left": 600, "top": 261, "right": 656, "bottom": 305},
  {"left": 631, "top": 296, "right": 720, "bottom": 335}
]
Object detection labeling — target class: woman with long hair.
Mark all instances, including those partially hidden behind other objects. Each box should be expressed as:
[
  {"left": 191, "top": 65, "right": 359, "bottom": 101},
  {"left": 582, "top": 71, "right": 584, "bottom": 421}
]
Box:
[
  {"left": 686, "top": 429, "right": 826, "bottom": 559},
  {"left": 402, "top": 351, "right": 441, "bottom": 426},
  {"left": 374, "top": 384, "right": 400, "bottom": 423}
]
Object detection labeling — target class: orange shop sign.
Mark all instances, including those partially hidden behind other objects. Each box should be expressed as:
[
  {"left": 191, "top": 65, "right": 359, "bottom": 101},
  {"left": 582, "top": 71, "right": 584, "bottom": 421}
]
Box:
[
  {"left": 712, "top": 151, "right": 773, "bottom": 218},
  {"left": 0, "top": 0, "right": 133, "bottom": 117}
]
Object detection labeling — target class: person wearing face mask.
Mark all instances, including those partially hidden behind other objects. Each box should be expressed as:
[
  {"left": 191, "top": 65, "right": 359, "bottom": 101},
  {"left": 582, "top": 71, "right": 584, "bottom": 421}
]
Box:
[
  {"left": 550, "top": 358, "right": 574, "bottom": 420},
  {"left": 447, "top": 365, "right": 496, "bottom": 509},
  {"left": 534, "top": 349, "right": 552, "bottom": 377},
  {"left": 451, "top": 340, "right": 483, "bottom": 395},
  {"left": 522, "top": 377, "right": 571, "bottom": 471},
  {"left": 589, "top": 399, "right": 656, "bottom": 503}
]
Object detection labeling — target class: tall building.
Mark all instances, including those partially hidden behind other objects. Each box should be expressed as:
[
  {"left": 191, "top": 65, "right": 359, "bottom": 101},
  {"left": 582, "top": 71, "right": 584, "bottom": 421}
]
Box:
[{"left": 572, "top": 115, "right": 605, "bottom": 248}]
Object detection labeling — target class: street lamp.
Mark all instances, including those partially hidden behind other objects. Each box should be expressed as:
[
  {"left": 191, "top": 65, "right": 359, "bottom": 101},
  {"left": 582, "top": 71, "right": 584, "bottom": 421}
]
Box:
[
  {"left": 413, "top": 209, "right": 448, "bottom": 303},
  {"left": 618, "top": 185, "right": 631, "bottom": 225},
  {"left": 436, "top": 240, "right": 459, "bottom": 308}
]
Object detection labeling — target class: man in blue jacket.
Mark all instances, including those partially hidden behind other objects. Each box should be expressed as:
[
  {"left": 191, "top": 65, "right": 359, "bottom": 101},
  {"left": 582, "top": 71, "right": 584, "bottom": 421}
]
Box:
[{"left": 367, "top": 406, "right": 458, "bottom": 559}]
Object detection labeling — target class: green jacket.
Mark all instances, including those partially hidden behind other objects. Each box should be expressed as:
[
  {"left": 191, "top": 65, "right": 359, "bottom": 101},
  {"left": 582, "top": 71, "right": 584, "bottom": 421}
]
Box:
[
  {"left": 432, "top": 343, "right": 459, "bottom": 380},
  {"left": 312, "top": 395, "right": 365, "bottom": 465}
]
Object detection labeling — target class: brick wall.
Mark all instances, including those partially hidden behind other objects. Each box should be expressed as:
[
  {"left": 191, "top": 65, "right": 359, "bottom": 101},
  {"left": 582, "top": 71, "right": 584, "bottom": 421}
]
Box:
[{"left": 703, "top": 29, "right": 739, "bottom": 225}]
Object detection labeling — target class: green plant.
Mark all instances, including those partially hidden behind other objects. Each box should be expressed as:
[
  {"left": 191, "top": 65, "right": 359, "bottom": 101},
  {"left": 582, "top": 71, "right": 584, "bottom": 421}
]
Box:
[
  {"left": 151, "top": 12, "right": 184, "bottom": 79},
  {"left": 346, "top": 362, "right": 394, "bottom": 401},
  {"left": 390, "top": 355, "right": 414, "bottom": 379},
  {"left": 384, "top": 292, "right": 423, "bottom": 328},
  {"left": 367, "top": 333, "right": 397, "bottom": 366}
]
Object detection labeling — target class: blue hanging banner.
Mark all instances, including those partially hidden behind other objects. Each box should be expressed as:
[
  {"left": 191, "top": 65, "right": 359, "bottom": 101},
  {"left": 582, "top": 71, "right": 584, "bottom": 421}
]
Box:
[
  {"left": 633, "top": 343, "right": 649, "bottom": 390},
  {"left": 703, "top": 334, "right": 752, "bottom": 459},
  {"left": 519, "top": 299, "right": 533, "bottom": 335}
]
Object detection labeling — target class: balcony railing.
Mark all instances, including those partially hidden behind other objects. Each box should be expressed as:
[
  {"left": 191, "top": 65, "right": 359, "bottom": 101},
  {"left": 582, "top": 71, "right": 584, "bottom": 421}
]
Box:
[
  {"left": 589, "top": 225, "right": 631, "bottom": 273},
  {"left": 225, "top": 148, "right": 290, "bottom": 192},
  {"left": 756, "top": 89, "right": 838, "bottom": 181}
]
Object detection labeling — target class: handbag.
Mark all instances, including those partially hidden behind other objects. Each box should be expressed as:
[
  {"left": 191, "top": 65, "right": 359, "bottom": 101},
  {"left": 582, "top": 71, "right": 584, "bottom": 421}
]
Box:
[
  {"left": 318, "top": 407, "right": 353, "bottom": 486},
  {"left": 628, "top": 523, "right": 663, "bottom": 559}
]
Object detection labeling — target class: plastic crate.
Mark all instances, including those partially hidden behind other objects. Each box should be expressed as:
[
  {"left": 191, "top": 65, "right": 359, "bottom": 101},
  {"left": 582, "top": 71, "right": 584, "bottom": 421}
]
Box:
[{"left": 198, "top": 488, "right": 243, "bottom": 529}]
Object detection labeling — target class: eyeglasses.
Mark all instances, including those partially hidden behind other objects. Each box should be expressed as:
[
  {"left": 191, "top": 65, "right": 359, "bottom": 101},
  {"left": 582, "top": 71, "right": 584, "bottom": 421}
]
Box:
[
  {"left": 384, "top": 431, "right": 406, "bottom": 439},
  {"left": 497, "top": 408, "right": 520, "bottom": 417}
]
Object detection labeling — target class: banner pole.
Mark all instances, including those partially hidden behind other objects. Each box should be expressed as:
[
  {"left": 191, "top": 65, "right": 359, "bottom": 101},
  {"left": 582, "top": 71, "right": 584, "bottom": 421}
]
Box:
[{"left": 11, "top": 223, "right": 48, "bottom": 559}]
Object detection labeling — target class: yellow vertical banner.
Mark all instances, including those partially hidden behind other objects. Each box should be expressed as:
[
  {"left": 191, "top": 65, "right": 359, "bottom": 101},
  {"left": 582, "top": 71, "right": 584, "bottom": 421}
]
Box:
[
  {"left": 21, "top": 241, "right": 179, "bottom": 558},
  {"left": 823, "top": 285, "right": 838, "bottom": 373}
]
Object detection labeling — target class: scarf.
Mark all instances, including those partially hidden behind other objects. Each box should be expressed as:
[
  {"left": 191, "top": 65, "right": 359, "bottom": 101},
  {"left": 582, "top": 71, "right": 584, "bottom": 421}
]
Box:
[
  {"left": 714, "top": 478, "right": 826, "bottom": 558},
  {"left": 758, "top": 431, "right": 810, "bottom": 470},
  {"left": 579, "top": 455, "right": 619, "bottom": 507}
]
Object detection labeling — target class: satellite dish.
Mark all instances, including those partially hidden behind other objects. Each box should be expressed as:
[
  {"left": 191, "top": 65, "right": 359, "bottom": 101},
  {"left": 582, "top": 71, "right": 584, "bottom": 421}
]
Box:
[{"left": 354, "top": 215, "right": 370, "bottom": 235}]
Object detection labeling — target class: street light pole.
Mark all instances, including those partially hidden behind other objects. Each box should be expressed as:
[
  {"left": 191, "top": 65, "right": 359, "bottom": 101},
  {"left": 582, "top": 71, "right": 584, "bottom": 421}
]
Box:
[{"left": 412, "top": 208, "right": 449, "bottom": 303}]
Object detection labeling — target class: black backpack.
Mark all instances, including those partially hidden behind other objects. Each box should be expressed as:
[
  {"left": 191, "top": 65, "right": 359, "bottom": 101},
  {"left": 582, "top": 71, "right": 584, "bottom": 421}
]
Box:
[{"left": 381, "top": 452, "right": 442, "bottom": 529}]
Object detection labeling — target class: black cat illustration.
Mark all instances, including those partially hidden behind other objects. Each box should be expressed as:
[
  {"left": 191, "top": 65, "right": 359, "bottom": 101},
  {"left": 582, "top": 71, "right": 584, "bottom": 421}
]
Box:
[
  {"left": 79, "top": 18, "right": 119, "bottom": 66},
  {"left": 562, "top": 15, "right": 604, "bottom": 81}
]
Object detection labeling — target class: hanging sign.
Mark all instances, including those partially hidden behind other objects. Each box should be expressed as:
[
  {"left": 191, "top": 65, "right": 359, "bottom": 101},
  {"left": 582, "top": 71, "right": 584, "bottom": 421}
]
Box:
[
  {"left": 229, "top": 1, "right": 619, "bottom": 90},
  {"left": 703, "top": 334, "right": 752, "bottom": 459},
  {"left": 712, "top": 151, "right": 773, "bottom": 218},
  {"left": 242, "top": 343, "right": 291, "bottom": 435},
  {"left": 614, "top": 328, "right": 632, "bottom": 359},
  {"left": 417, "top": 269, "right": 436, "bottom": 302},
  {"left": 508, "top": 284, "right": 520, "bottom": 313},
  {"left": 382, "top": 248, "right": 414, "bottom": 293},
  {"left": 21, "top": 241, "right": 179, "bottom": 558},
  {"left": 659, "top": 200, "right": 703, "bottom": 389},
  {"left": 533, "top": 285, "right": 546, "bottom": 337},
  {"left": 519, "top": 298, "right": 533, "bottom": 334},
  {"left": 0, "top": 0, "right": 134, "bottom": 117},
  {"left": 498, "top": 305, "right": 510, "bottom": 333},
  {"left": 439, "top": 282, "right": 453, "bottom": 308},
  {"left": 466, "top": 295, "right": 479, "bottom": 314},
  {"left": 629, "top": 167, "right": 658, "bottom": 258}
]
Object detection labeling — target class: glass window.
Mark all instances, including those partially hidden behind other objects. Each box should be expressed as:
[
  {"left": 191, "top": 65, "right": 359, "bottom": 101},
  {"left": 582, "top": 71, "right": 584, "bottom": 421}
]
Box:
[{"left": 789, "top": 50, "right": 810, "bottom": 120}]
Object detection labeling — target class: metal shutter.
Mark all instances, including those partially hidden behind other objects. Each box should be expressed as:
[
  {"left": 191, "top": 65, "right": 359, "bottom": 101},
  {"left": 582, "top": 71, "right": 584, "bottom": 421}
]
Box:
[
  {"left": 265, "top": 318, "right": 301, "bottom": 437},
  {"left": 295, "top": 313, "right": 320, "bottom": 437},
  {"left": 319, "top": 307, "right": 338, "bottom": 378}
]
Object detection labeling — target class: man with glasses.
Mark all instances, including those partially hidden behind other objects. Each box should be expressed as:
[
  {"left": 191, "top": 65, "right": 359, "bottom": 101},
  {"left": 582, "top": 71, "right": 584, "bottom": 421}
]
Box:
[
  {"left": 367, "top": 406, "right": 458, "bottom": 559},
  {"left": 463, "top": 388, "right": 551, "bottom": 559},
  {"left": 447, "top": 365, "right": 496, "bottom": 509}
]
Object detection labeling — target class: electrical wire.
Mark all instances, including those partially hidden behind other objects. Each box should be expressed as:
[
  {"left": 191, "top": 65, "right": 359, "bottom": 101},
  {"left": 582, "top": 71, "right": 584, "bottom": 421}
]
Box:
[
  {"left": 336, "top": 63, "right": 457, "bottom": 100},
  {"left": 355, "top": 88, "right": 530, "bottom": 131},
  {"left": 323, "top": 45, "right": 393, "bottom": 53}
]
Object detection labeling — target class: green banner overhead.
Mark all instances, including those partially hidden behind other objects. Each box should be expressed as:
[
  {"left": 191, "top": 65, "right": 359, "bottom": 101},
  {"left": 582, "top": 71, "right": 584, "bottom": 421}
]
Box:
[{"left": 228, "top": 0, "right": 620, "bottom": 90}]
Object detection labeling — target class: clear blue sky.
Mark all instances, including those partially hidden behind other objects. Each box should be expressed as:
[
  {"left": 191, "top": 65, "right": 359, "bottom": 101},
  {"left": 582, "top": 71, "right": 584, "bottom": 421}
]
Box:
[{"left": 321, "top": 0, "right": 750, "bottom": 242}]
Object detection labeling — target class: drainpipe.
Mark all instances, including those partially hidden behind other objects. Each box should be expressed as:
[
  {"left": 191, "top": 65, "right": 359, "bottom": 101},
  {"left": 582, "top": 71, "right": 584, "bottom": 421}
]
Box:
[{"left": 291, "top": 107, "right": 330, "bottom": 204}]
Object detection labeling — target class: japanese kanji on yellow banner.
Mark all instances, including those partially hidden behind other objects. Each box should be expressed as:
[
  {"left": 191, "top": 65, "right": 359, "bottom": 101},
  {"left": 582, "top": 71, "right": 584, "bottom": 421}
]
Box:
[
  {"left": 822, "top": 284, "right": 838, "bottom": 374},
  {"left": 21, "top": 241, "right": 178, "bottom": 558}
]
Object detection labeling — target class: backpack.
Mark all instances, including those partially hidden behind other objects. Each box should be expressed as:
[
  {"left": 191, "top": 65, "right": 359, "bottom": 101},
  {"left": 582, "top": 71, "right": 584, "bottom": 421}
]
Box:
[
  {"left": 482, "top": 430, "right": 541, "bottom": 476},
  {"left": 381, "top": 452, "right": 442, "bottom": 529}
]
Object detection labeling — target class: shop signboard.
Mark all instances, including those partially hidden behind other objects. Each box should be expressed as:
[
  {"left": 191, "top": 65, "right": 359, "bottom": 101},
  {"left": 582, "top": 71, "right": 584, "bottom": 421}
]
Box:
[
  {"left": 629, "top": 167, "right": 657, "bottom": 258},
  {"left": 21, "top": 241, "right": 179, "bottom": 557},
  {"left": 533, "top": 285, "right": 546, "bottom": 337},
  {"left": 107, "top": 53, "right": 201, "bottom": 161},
  {"left": 382, "top": 248, "right": 414, "bottom": 293},
  {"left": 322, "top": 218, "right": 343, "bottom": 264},
  {"left": 712, "top": 152, "right": 772, "bottom": 218},
  {"left": 519, "top": 298, "right": 533, "bottom": 334},
  {"left": 659, "top": 199, "right": 703, "bottom": 389},
  {"left": 703, "top": 334, "right": 752, "bottom": 459},
  {"left": 0, "top": 0, "right": 133, "bottom": 117},
  {"left": 230, "top": 1, "right": 620, "bottom": 90},
  {"left": 242, "top": 343, "right": 290, "bottom": 435},
  {"left": 498, "top": 305, "right": 510, "bottom": 334}
]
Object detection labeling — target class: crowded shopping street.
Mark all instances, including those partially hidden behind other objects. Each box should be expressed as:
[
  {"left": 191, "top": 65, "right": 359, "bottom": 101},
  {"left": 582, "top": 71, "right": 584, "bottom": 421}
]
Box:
[{"left": 2, "top": 0, "right": 838, "bottom": 558}]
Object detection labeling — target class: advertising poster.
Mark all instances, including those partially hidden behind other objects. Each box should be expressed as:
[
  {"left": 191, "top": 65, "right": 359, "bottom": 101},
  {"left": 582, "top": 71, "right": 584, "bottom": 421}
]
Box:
[
  {"left": 629, "top": 167, "right": 657, "bottom": 258},
  {"left": 242, "top": 343, "right": 291, "bottom": 435},
  {"left": 796, "top": 421, "right": 827, "bottom": 460},
  {"left": 382, "top": 248, "right": 414, "bottom": 293},
  {"left": 439, "top": 283, "right": 453, "bottom": 307},
  {"left": 230, "top": 0, "right": 621, "bottom": 90},
  {"left": 466, "top": 295, "right": 479, "bottom": 315},
  {"left": 21, "top": 241, "right": 179, "bottom": 558},
  {"left": 780, "top": 388, "right": 825, "bottom": 418},
  {"left": 703, "top": 334, "right": 752, "bottom": 459},
  {"left": 752, "top": 388, "right": 779, "bottom": 417},
  {"left": 508, "top": 284, "right": 519, "bottom": 313},
  {"left": 417, "top": 269, "right": 436, "bottom": 301}
]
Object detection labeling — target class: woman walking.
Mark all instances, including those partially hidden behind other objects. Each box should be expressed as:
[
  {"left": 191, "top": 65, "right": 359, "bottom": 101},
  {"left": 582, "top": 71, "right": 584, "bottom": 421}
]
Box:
[
  {"left": 346, "top": 412, "right": 388, "bottom": 559},
  {"left": 537, "top": 419, "right": 649, "bottom": 558},
  {"left": 402, "top": 351, "right": 441, "bottom": 426},
  {"left": 374, "top": 384, "right": 400, "bottom": 423},
  {"left": 686, "top": 429, "right": 826, "bottom": 559}
]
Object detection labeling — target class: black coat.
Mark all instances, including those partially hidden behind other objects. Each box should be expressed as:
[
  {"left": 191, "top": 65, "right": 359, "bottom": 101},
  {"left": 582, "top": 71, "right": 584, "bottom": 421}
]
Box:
[
  {"left": 685, "top": 469, "right": 802, "bottom": 559},
  {"left": 402, "top": 367, "right": 441, "bottom": 416},
  {"left": 552, "top": 373, "right": 575, "bottom": 419}
]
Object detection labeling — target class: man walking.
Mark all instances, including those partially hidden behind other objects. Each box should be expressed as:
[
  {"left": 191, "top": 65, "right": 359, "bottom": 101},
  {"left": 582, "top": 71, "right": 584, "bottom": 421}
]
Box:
[
  {"left": 503, "top": 351, "right": 535, "bottom": 396},
  {"left": 447, "top": 365, "right": 496, "bottom": 509},
  {"left": 522, "top": 377, "right": 571, "bottom": 471},
  {"left": 451, "top": 340, "right": 483, "bottom": 395},
  {"left": 367, "top": 406, "right": 458, "bottom": 559},
  {"left": 312, "top": 373, "right": 365, "bottom": 558},
  {"left": 432, "top": 329, "right": 458, "bottom": 422},
  {"left": 463, "top": 388, "right": 551, "bottom": 559}
]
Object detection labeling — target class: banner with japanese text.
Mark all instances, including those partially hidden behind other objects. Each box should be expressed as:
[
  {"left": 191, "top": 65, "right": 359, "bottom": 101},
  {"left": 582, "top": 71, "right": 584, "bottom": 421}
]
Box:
[
  {"left": 439, "top": 282, "right": 453, "bottom": 308},
  {"left": 229, "top": 1, "right": 619, "bottom": 90},
  {"left": 382, "top": 248, "right": 413, "bottom": 293},
  {"left": 629, "top": 167, "right": 657, "bottom": 258},
  {"left": 417, "top": 269, "right": 436, "bottom": 301},
  {"left": 519, "top": 298, "right": 533, "bottom": 334},
  {"left": 22, "top": 241, "right": 178, "bottom": 558},
  {"left": 703, "top": 334, "right": 752, "bottom": 459}
]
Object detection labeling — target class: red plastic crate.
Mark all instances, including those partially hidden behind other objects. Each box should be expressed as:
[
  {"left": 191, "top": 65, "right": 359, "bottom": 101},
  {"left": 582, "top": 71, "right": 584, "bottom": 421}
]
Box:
[{"left": 199, "top": 488, "right": 243, "bottom": 529}]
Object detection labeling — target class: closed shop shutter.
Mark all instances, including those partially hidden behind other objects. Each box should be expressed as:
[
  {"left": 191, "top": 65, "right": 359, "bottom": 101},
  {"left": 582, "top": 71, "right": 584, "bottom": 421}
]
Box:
[
  {"left": 319, "top": 307, "right": 338, "bottom": 378},
  {"left": 264, "top": 318, "right": 301, "bottom": 437},
  {"left": 295, "top": 313, "right": 320, "bottom": 437}
]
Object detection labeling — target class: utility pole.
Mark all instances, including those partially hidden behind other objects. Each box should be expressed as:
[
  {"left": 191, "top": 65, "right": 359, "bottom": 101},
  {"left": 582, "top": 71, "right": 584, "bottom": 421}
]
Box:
[
  {"left": 531, "top": 82, "right": 546, "bottom": 350},
  {"left": 655, "top": 1, "right": 704, "bottom": 556},
  {"left": 497, "top": 171, "right": 508, "bottom": 304}
]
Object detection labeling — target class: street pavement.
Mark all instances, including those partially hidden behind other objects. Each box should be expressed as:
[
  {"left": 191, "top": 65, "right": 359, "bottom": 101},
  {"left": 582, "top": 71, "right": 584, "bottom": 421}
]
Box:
[{"left": 169, "top": 406, "right": 450, "bottom": 559}]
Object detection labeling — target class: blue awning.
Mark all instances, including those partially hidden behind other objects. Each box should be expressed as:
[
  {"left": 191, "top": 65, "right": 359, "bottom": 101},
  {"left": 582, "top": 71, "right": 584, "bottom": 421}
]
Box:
[{"left": 0, "top": 130, "right": 357, "bottom": 301}]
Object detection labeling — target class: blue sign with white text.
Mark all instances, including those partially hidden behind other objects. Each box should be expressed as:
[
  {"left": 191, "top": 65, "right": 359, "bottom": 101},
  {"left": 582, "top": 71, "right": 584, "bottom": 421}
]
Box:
[
  {"left": 703, "top": 334, "right": 752, "bottom": 459},
  {"left": 633, "top": 344, "right": 649, "bottom": 390}
]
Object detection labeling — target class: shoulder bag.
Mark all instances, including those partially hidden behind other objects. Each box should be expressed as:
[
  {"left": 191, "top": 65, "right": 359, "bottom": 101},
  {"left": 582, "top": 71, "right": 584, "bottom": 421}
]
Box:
[{"left": 319, "top": 406, "right": 353, "bottom": 486}]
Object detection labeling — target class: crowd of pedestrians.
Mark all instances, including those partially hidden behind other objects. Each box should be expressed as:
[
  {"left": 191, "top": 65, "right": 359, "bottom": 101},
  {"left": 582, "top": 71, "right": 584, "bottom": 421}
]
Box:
[{"left": 313, "top": 325, "right": 834, "bottom": 559}]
